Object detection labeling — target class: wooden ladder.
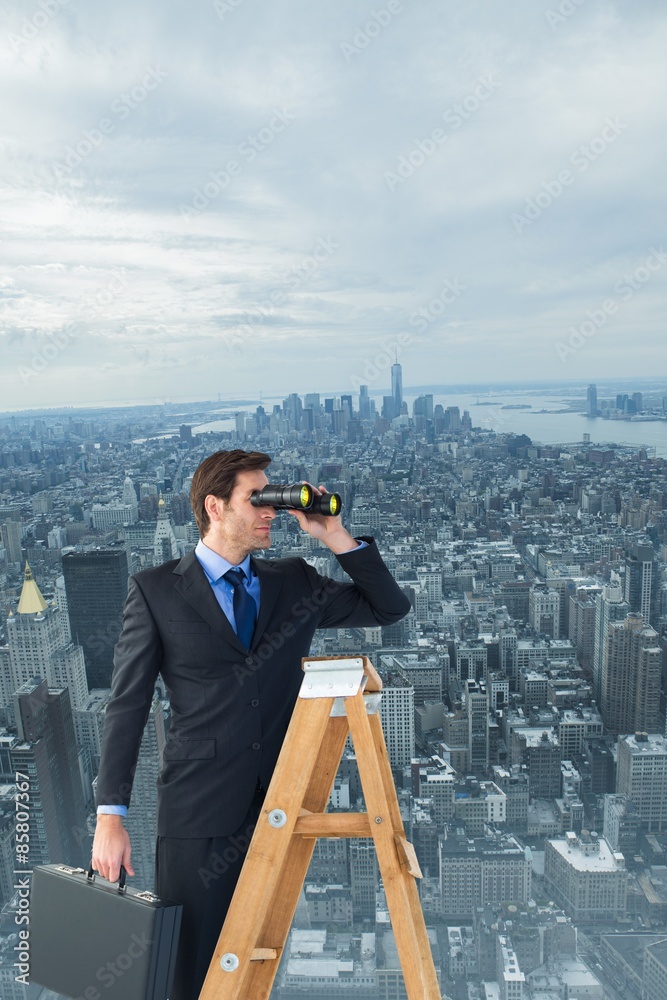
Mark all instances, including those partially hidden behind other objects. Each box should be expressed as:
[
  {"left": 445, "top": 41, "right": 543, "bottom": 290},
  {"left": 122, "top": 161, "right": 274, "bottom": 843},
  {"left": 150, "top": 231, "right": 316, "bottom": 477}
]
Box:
[{"left": 199, "top": 655, "right": 442, "bottom": 1000}]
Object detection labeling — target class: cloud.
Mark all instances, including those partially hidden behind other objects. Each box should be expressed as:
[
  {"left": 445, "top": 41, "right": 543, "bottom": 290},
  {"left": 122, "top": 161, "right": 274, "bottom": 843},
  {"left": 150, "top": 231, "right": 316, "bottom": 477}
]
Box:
[{"left": 0, "top": 0, "right": 666, "bottom": 408}]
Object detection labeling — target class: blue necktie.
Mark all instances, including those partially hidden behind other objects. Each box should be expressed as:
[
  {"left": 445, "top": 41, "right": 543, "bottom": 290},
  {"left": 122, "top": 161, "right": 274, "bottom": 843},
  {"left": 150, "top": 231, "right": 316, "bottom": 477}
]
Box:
[{"left": 224, "top": 567, "right": 257, "bottom": 648}]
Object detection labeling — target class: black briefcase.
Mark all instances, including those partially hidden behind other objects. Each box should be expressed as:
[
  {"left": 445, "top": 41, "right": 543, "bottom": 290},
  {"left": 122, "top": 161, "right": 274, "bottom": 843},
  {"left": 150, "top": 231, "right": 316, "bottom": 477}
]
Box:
[{"left": 29, "top": 864, "right": 182, "bottom": 1000}]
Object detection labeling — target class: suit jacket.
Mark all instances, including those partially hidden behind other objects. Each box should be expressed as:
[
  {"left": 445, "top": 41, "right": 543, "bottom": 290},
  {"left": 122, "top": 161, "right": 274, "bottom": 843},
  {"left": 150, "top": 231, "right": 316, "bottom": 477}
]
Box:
[{"left": 95, "top": 536, "right": 411, "bottom": 837}]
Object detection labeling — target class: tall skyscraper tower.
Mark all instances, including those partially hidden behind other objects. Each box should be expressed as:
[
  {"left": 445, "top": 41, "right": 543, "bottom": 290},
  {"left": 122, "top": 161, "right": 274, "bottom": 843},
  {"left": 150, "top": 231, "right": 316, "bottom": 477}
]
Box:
[
  {"left": 358, "top": 384, "right": 371, "bottom": 420},
  {"left": 5, "top": 564, "right": 89, "bottom": 714},
  {"left": 592, "top": 579, "right": 629, "bottom": 702},
  {"left": 600, "top": 613, "right": 662, "bottom": 735},
  {"left": 349, "top": 840, "right": 378, "bottom": 920},
  {"left": 391, "top": 359, "right": 403, "bottom": 418},
  {"left": 153, "top": 496, "right": 179, "bottom": 566},
  {"left": 624, "top": 541, "right": 655, "bottom": 624},
  {"left": 378, "top": 668, "right": 414, "bottom": 768},
  {"left": 586, "top": 384, "right": 598, "bottom": 417},
  {"left": 62, "top": 548, "right": 129, "bottom": 690},
  {"left": 12, "top": 677, "right": 88, "bottom": 866},
  {"left": 5, "top": 564, "right": 62, "bottom": 697},
  {"left": 466, "top": 680, "right": 489, "bottom": 773}
]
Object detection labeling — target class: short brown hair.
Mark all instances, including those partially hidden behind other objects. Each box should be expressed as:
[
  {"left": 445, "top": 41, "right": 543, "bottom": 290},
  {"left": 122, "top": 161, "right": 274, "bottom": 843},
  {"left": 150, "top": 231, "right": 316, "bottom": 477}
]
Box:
[{"left": 190, "top": 449, "right": 271, "bottom": 536}]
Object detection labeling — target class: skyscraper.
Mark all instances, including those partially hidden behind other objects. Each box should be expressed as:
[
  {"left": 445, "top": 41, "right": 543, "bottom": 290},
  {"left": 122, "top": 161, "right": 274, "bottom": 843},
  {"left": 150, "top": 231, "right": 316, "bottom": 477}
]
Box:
[
  {"left": 62, "top": 548, "right": 129, "bottom": 689},
  {"left": 391, "top": 359, "right": 403, "bottom": 417},
  {"left": 153, "top": 496, "right": 179, "bottom": 566},
  {"left": 4, "top": 564, "right": 89, "bottom": 715},
  {"left": 600, "top": 613, "right": 662, "bottom": 735},
  {"left": 0, "top": 519, "right": 22, "bottom": 563},
  {"left": 358, "top": 384, "right": 371, "bottom": 420},
  {"left": 592, "top": 578, "right": 629, "bottom": 703},
  {"left": 466, "top": 680, "right": 489, "bottom": 773},
  {"left": 624, "top": 541, "right": 655, "bottom": 624},
  {"left": 586, "top": 383, "right": 598, "bottom": 417},
  {"left": 13, "top": 677, "right": 88, "bottom": 866},
  {"left": 617, "top": 734, "right": 667, "bottom": 832}
]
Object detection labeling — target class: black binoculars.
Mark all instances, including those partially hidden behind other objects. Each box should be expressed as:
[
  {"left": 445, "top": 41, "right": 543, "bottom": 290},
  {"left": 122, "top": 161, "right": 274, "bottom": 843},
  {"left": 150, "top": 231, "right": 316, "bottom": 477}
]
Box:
[{"left": 250, "top": 484, "right": 342, "bottom": 516}]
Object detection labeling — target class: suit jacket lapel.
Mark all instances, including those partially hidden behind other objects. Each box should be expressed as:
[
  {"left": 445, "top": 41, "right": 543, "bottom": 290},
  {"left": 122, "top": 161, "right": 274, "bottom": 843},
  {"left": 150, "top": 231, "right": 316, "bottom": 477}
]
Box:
[
  {"left": 172, "top": 550, "right": 248, "bottom": 656},
  {"left": 249, "top": 556, "right": 284, "bottom": 652}
]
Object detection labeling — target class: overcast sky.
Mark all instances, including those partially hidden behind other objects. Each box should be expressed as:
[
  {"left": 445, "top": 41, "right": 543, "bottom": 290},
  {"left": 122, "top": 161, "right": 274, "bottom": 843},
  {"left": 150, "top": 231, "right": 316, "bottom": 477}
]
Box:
[{"left": 1, "top": 0, "right": 666, "bottom": 410}]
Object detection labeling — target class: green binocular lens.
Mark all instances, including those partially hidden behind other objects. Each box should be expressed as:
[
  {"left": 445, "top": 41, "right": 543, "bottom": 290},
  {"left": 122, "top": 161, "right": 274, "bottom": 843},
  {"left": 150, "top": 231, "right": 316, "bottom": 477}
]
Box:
[
  {"left": 310, "top": 493, "right": 342, "bottom": 516},
  {"left": 250, "top": 484, "right": 342, "bottom": 516}
]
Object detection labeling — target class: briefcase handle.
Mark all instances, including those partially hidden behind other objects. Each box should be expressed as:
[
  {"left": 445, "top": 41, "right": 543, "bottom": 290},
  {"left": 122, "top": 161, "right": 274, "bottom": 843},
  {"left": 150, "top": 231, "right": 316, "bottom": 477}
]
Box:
[{"left": 87, "top": 865, "right": 127, "bottom": 893}]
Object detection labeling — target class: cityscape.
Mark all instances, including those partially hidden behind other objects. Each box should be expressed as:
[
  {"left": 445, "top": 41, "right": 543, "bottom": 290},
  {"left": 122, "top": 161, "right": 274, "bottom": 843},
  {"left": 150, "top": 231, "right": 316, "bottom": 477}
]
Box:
[{"left": 1, "top": 365, "right": 667, "bottom": 1000}]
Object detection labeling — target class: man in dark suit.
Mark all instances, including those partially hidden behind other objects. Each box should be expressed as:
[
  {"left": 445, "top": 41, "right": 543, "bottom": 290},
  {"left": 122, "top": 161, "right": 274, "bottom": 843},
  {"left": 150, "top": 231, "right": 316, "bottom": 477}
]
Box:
[{"left": 92, "top": 449, "right": 410, "bottom": 1000}]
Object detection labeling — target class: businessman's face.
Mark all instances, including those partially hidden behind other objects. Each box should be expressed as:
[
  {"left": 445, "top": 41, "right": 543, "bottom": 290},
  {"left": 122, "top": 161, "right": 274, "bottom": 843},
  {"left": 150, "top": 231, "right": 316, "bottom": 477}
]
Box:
[{"left": 205, "top": 468, "right": 276, "bottom": 560}]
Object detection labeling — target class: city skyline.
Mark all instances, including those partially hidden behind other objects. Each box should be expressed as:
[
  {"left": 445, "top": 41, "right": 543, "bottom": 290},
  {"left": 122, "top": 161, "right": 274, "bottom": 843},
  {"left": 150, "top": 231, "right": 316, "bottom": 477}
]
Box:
[
  {"left": 2, "top": 2, "right": 667, "bottom": 410},
  {"left": 0, "top": 376, "right": 666, "bottom": 997}
]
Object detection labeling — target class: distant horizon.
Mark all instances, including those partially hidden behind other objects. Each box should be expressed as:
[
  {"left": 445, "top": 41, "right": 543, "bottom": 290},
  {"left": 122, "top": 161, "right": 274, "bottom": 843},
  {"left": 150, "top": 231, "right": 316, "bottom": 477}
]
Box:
[{"left": 2, "top": 374, "right": 667, "bottom": 419}]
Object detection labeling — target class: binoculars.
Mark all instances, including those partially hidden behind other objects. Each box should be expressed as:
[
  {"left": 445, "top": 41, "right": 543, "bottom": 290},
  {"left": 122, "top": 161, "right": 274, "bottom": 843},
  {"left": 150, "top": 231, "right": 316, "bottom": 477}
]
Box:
[{"left": 250, "top": 484, "right": 342, "bottom": 516}]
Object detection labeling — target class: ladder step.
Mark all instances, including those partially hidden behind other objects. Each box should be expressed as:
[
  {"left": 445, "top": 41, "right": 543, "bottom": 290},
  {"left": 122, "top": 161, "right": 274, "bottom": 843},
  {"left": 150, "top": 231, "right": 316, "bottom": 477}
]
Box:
[
  {"left": 395, "top": 835, "right": 423, "bottom": 879},
  {"left": 251, "top": 948, "right": 279, "bottom": 962},
  {"left": 294, "top": 811, "right": 373, "bottom": 838}
]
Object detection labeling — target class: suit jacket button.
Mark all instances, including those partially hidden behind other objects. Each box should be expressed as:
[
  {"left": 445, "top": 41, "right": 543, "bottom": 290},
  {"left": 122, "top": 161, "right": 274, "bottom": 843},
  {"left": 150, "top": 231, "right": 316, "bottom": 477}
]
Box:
[
  {"left": 252, "top": 742, "right": 261, "bottom": 751},
  {"left": 251, "top": 699, "right": 259, "bottom": 708}
]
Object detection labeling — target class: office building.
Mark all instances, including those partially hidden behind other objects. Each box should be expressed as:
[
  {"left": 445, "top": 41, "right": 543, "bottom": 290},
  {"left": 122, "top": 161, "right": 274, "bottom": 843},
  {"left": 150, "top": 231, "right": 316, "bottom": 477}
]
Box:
[
  {"left": 592, "top": 580, "right": 629, "bottom": 702},
  {"left": 62, "top": 548, "right": 129, "bottom": 689},
  {"left": 512, "top": 729, "right": 561, "bottom": 800},
  {"left": 529, "top": 584, "right": 560, "bottom": 639},
  {"left": 0, "top": 519, "right": 22, "bottom": 563},
  {"left": 378, "top": 667, "right": 414, "bottom": 768},
  {"left": 5, "top": 564, "right": 89, "bottom": 713},
  {"left": 616, "top": 733, "right": 667, "bottom": 832},
  {"left": 391, "top": 360, "right": 403, "bottom": 417},
  {"left": 586, "top": 383, "right": 598, "bottom": 417},
  {"left": 642, "top": 940, "right": 667, "bottom": 1000},
  {"left": 466, "top": 680, "right": 489, "bottom": 772},
  {"left": 600, "top": 613, "right": 661, "bottom": 735},
  {"left": 496, "top": 934, "right": 525, "bottom": 1000},
  {"left": 568, "top": 587, "right": 599, "bottom": 672},
  {"left": 349, "top": 840, "right": 377, "bottom": 920},
  {"left": 12, "top": 678, "right": 88, "bottom": 867},
  {"left": 544, "top": 831, "right": 627, "bottom": 922},
  {"left": 153, "top": 496, "right": 179, "bottom": 565},
  {"left": 602, "top": 794, "right": 641, "bottom": 855},
  {"left": 624, "top": 541, "right": 655, "bottom": 624},
  {"left": 439, "top": 832, "right": 532, "bottom": 918},
  {"left": 5, "top": 564, "right": 63, "bottom": 697}
]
